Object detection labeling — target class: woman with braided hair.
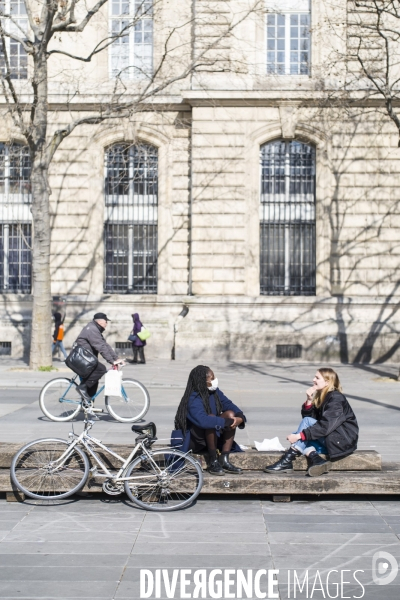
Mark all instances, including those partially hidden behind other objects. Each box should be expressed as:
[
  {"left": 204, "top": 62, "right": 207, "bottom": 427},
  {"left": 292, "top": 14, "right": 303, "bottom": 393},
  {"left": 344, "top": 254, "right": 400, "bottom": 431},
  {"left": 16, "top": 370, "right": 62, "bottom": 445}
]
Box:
[{"left": 173, "top": 365, "right": 246, "bottom": 475}]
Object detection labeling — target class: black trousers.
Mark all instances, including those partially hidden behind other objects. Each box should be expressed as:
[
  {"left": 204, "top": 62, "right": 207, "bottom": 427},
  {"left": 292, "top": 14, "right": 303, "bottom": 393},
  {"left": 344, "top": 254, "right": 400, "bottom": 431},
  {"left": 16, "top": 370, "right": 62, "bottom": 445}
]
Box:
[
  {"left": 132, "top": 346, "right": 145, "bottom": 363},
  {"left": 81, "top": 362, "right": 107, "bottom": 397}
]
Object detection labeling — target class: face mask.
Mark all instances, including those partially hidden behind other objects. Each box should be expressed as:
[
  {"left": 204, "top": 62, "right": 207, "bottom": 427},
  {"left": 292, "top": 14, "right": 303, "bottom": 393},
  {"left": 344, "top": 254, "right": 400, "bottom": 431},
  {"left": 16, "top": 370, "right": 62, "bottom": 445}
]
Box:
[{"left": 208, "top": 378, "right": 218, "bottom": 391}]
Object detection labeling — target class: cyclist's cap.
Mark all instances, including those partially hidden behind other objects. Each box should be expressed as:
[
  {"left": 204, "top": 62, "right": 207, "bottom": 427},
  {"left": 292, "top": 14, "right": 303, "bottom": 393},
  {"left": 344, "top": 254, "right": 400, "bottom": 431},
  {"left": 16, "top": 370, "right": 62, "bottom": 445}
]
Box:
[{"left": 93, "top": 312, "right": 111, "bottom": 321}]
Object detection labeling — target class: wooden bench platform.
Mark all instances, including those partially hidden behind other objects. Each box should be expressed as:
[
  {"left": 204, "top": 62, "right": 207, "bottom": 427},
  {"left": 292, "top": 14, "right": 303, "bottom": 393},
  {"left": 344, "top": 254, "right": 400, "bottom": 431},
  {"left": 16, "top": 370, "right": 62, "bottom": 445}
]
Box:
[
  {"left": 192, "top": 449, "right": 382, "bottom": 471},
  {"left": 0, "top": 443, "right": 394, "bottom": 500}
]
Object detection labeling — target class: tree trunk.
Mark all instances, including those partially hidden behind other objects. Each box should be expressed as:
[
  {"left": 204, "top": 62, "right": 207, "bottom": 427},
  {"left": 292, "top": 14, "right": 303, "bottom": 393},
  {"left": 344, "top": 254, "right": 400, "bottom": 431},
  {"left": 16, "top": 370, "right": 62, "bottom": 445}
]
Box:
[
  {"left": 29, "top": 47, "right": 52, "bottom": 369},
  {"left": 29, "top": 159, "right": 52, "bottom": 369}
]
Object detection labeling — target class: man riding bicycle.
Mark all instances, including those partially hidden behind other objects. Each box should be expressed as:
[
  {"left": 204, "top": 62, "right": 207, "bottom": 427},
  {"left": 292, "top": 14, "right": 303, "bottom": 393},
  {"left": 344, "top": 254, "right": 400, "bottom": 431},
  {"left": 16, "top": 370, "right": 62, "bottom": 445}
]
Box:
[{"left": 72, "top": 313, "right": 124, "bottom": 403}]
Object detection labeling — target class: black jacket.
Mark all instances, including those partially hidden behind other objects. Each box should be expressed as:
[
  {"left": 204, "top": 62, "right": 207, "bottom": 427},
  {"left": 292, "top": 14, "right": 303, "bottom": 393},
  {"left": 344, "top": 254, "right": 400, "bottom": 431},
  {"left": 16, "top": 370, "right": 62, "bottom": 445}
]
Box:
[
  {"left": 75, "top": 321, "right": 118, "bottom": 365},
  {"left": 301, "top": 390, "right": 359, "bottom": 460}
]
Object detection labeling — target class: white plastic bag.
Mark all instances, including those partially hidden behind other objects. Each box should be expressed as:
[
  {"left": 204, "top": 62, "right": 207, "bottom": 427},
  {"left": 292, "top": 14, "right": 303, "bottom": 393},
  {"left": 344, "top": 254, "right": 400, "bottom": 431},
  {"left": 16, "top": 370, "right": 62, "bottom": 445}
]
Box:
[
  {"left": 254, "top": 437, "right": 285, "bottom": 452},
  {"left": 104, "top": 369, "right": 122, "bottom": 397}
]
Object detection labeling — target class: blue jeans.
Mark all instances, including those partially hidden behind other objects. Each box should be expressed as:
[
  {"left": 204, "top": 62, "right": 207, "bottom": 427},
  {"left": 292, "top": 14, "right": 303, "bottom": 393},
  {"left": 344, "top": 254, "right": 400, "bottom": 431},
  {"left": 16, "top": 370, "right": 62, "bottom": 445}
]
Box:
[
  {"left": 52, "top": 340, "right": 67, "bottom": 359},
  {"left": 292, "top": 417, "right": 328, "bottom": 456}
]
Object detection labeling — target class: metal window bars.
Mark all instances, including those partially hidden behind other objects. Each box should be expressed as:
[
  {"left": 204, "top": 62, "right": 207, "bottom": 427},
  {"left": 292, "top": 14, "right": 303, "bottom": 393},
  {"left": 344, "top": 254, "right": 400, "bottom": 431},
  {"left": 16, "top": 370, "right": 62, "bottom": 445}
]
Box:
[
  {"left": 0, "top": 143, "right": 32, "bottom": 293},
  {"left": 0, "top": 223, "right": 32, "bottom": 292},
  {"left": 104, "top": 143, "right": 158, "bottom": 294},
  {"left": 260, "top": 140, "right": 316, "bottom": 296}
]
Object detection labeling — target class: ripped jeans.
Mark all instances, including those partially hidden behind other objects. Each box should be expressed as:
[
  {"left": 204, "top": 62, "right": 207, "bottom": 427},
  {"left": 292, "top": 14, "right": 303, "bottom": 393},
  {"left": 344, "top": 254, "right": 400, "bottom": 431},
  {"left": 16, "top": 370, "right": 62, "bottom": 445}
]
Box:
[{"left": 292, "top": 417, "right": 328, "bottom": 456}]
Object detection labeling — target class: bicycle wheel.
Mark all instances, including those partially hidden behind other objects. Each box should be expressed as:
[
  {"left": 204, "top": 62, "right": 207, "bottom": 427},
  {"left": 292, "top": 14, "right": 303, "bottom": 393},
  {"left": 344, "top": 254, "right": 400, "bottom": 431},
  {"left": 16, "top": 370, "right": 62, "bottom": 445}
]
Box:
[
  {"left": 105, "top": 379, "right": 150, "bottom": 423},
  {"left": 11, "top": 439, "right": 89, "bottom": 500},
  {"left": 124, "top": 449, "right": 203, "bottom": 511},
  {"left": 39, "top": 378, "right": 82, "bottom": 422}
]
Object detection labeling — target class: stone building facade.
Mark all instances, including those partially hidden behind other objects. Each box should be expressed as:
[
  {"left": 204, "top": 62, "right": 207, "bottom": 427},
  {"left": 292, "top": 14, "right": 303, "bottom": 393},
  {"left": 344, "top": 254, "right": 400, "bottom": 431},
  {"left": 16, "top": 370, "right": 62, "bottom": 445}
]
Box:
[{"left": 1, "top": 0, "right": 400, "bottom": 363}]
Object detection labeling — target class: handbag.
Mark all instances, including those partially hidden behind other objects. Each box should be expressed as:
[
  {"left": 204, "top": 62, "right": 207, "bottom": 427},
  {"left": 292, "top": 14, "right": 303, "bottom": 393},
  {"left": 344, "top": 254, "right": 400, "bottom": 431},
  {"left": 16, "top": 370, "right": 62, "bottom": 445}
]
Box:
[
  {"left": 65, "top": 344, "right": 98, "bottom": 378},
  {"left": 128, "top": 332, "right": 137, "bottom": 343},
  {"left": 137, "top": 326, "right": 151, "bottom": 341},
  {"left": 57, "top": 324, "right": 65, "bottom": 341},
  {"left": 104, "top": 369, "right": 122, "bottom": 397}
]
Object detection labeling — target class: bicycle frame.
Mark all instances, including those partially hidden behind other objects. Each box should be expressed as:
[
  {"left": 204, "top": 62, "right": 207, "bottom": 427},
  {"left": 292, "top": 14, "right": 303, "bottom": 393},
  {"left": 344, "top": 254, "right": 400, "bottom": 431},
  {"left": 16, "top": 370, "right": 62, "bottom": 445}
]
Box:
[
  {"left": 57, "top": 377, "right": 130, "bottom": 406},
  {"left": 49, "top": 418, "right": 187, "bottom": 484}
]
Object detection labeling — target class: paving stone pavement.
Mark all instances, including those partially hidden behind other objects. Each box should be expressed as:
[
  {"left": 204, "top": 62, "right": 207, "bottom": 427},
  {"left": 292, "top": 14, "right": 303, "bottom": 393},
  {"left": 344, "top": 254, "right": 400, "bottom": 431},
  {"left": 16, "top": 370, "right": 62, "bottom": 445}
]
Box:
[
  {"left": 1, "top": 358, "right": 400, "bottom": 599},
  {"left": 0, "top": 496, "right": 400, "bottom": 599},
  {"left": 0, "top": 358, "right": 400, "bottom": 460}
]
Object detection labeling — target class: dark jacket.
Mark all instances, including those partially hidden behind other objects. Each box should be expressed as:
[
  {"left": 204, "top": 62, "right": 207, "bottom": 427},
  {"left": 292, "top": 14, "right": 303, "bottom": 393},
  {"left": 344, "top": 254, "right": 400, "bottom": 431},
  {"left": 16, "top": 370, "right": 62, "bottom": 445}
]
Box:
[
  {"left": 132, "top": 313, "right": 146, "bottom": 347},
  {"left": 172, "top": 389, "right": 246, "bottom": 453},
  {"left": 187, "top": 389, "right": 245, "bottom": 432},
  {"left": 75, "top": 321, "right": 118, "bottom": 365},
  {"left": 53, "top": 312, "right": 62, "bottom": 342},
  {"left": 301, "top": 390, "right": 359, "bottom": 460}
]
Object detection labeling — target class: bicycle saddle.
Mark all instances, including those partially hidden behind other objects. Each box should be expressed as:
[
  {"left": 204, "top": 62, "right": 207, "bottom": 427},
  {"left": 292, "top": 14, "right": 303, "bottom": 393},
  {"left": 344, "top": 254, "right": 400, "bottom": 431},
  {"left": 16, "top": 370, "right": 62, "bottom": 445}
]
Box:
[{"left": 131, "top": 422, "right": 156, "bottom": 438}]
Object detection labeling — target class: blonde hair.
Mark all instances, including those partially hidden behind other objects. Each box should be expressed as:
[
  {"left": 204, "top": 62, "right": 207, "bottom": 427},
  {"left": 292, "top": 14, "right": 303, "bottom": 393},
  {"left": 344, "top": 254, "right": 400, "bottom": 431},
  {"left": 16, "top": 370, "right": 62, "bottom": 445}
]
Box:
[{"left": 313, "top": 368, "right": 342, "bottom": 408}]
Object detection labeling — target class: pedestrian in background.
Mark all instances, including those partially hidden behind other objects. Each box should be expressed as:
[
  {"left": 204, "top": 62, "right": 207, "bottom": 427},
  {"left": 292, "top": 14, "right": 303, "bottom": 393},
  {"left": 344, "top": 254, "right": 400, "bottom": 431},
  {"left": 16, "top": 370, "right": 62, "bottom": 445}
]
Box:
[
  {"left": 52, "top": 312, "right": 67, "bottom": 361},
  {"left": 131, "top": 313, "right": 146, "bottom": 364}
]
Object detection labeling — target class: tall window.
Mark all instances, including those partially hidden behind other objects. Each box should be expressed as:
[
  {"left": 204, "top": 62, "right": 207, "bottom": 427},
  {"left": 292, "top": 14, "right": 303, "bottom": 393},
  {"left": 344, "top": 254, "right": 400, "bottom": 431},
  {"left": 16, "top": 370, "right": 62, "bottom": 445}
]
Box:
[
  {"left": 110, "top": 0, "right": 153, "bottom": 79},
  {"left": 266, "top": 0, "right": 310, "bottom": 75},
  {"left": 0, "top": 143, "right": 32, "bottom": 292},
  {"left": 260, "top": 140, "right": 316, "bottom": 296},
  {"left": 104, "top": 143, "right": 158, "bottom": 294},
  {"left": 0, "top": 0, "right": 28, "bottom": 79}
]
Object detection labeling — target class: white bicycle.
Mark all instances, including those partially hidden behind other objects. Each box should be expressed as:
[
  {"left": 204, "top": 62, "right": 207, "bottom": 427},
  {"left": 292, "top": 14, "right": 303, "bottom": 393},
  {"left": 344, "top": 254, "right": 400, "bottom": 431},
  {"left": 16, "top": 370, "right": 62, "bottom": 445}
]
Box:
[{"left": 11, "top": 410, "right": 203, "bottom": 512}]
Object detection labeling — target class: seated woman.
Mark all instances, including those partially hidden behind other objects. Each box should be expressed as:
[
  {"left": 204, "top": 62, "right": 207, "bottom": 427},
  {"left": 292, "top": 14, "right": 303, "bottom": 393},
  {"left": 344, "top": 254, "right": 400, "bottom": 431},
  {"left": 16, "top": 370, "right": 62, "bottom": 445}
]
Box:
[
  {"left": 173, "top": 365, "right": 246, "bottom": 476},
  {"left": 265, "top": 368, "right": 359, "bottom": 477}
]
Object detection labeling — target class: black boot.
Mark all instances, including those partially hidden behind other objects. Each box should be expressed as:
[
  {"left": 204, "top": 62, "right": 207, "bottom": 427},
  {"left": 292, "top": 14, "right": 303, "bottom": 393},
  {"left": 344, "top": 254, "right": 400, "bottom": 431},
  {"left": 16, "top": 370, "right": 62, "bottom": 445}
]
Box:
[
  {"left": 219, "top": 452, "right": 243, "bottom": 474},
  {"left": 76, "top": 383, "right": 93, "bottom": 407},
  {"left": 307, "top": 451, "right": 331, "bottom": 477},
  {"left": 208, "top": 459, "right": 225, "bottom": 476},
  {"left": 264, "top": 447, "right": 300, "bottom": 474}
]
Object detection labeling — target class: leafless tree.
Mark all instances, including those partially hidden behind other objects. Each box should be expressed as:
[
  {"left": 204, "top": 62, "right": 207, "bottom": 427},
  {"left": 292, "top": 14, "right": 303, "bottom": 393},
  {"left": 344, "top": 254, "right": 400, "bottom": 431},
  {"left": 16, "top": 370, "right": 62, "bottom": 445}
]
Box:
[
  {"left": 0, "top": 0, "right": 263, "bottom": 368},
  {"left": 346, "top": 0, "right": 400, "bottom": 144}
]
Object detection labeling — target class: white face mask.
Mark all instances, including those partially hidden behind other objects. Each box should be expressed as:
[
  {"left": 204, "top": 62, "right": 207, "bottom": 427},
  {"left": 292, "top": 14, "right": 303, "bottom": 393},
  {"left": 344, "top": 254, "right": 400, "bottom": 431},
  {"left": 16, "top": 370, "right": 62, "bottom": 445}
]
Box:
[{"left": 208, "top": 378, "right": 218, "bottom": 391}]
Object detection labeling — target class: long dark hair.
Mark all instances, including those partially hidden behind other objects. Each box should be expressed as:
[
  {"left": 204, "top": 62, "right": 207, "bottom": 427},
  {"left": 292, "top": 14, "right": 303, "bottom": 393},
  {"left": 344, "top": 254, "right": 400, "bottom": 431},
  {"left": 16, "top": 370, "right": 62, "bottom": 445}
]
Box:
[{"left": 174, "top": 365, "right": 222, "bottom": 434}]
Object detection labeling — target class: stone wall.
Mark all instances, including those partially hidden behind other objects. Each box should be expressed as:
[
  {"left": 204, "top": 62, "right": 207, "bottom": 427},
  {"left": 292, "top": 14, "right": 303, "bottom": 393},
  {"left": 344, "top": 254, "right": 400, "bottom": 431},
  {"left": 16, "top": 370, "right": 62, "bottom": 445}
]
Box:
[{"left": 1, "top": 0, "right": 400, "bottom": 364}]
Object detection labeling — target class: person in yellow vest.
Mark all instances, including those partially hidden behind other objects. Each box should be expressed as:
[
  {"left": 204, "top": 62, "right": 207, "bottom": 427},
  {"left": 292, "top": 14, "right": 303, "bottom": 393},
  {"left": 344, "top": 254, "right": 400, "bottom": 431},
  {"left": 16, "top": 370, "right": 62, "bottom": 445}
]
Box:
[{"left": 52, "top": 312, "right": 67, "bottom": 361}]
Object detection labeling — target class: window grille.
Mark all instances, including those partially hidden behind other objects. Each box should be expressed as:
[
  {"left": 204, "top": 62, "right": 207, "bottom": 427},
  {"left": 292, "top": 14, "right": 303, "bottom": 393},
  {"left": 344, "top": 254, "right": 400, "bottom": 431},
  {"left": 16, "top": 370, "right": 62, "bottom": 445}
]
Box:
[
  {"left": 276, "top": 344, "right": 302, "bottom": 359},
  {"left": 0, "top": 143, "right": 31, "bottom": 293},
  {"left": 115, "top": 342, "right": 132, "bottom": 350},
  {"left": 0, "top": 0, "right": 28, "bottom": 79},
  {"left": 104, "top": 143, "right": 158, "bottom": 294},
  {"left": 260, "top": 140, "right": 316, "bottom": 296},
  {"left": 0, "top": 223, "right": 32, "bottom": 292},
  {"left": 266, "top": 0, "right": 310, "bottom": 75},
  {"left": 0, "top": 341, "right": 12, "bottom": 355},
  {"left": 110, "top": 0, "right": 153, "bottom": 79}
]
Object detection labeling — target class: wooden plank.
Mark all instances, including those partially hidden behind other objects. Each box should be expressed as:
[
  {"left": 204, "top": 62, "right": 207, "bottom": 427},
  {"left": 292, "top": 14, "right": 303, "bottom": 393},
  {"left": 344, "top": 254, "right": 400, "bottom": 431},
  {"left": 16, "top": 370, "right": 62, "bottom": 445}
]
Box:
[
  {"left": 0, "top": 443, "right": 381, "bottom": 471},
  {"left": 192, "top": 450, "right": 382, "bottom": 471},
  {"left": 2, "top": 464, "right": 400, "bottom": 496}
]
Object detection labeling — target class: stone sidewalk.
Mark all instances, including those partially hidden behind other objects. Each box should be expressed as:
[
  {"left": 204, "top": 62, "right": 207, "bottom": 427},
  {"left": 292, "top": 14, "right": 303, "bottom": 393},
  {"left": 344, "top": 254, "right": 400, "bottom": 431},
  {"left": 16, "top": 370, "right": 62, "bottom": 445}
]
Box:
[
  {"left": 1, "top": 358, "right": 400, "bottom": 461},
  {"left": 0, "top": 496, "right": 400, "bottom": 599}
]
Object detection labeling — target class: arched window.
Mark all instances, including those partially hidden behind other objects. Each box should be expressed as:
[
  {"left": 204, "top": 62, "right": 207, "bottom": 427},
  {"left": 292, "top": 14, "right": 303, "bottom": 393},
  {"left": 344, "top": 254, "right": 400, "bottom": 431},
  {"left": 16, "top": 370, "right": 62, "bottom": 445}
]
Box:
[
  {"left": 104, "top": 143, "right": 158, "bottom": 293},
  {"left": 0, "top": 142, "right": 31, "bottom": 292},
  {"left": 260, "top": 140, "right": 315, "bottom": 295}
]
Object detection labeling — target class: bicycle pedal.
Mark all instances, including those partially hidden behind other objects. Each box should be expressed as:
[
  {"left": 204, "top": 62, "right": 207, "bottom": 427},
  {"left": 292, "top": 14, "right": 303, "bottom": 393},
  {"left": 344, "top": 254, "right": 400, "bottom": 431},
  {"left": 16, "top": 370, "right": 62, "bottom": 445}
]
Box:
[{"left": 91, "top": 408, "right": 104, "bottom": 413}]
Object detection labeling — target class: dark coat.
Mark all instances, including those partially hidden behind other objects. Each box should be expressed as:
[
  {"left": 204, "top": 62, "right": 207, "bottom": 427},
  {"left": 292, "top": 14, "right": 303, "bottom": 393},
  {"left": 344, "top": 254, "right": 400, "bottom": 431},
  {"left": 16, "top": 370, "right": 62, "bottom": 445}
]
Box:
[
  {"left": 301, "top": 390, "right": 359, "bottom": 460},
  {"left": 75, "top": 321, "right": 118, "bottom": 365},
  {"left": 171, "top": 389, "right": 246, "bottom": 453},
  {"left": 53, "top": 312, "right": 62, "bottom": 342},
  {"left": 132, "top": 313, "right": 146, "bottom": 347}
]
